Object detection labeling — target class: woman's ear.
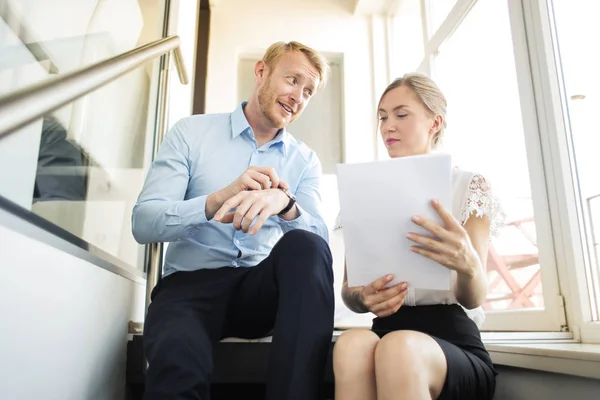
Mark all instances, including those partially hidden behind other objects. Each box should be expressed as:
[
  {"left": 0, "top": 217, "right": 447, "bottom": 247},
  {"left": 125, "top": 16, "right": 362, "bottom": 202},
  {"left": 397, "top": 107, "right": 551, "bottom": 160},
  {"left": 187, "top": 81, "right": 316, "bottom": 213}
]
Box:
[{"left": 429, "top": 114, "right": 444, "bottom": 135}]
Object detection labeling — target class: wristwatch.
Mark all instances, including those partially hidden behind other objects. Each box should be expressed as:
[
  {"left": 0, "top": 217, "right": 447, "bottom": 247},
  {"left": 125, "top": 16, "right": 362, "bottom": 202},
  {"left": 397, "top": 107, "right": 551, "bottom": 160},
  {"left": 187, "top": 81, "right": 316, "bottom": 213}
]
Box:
[{"left": 278, "top": 187, "right": 297, "bottom": 216}]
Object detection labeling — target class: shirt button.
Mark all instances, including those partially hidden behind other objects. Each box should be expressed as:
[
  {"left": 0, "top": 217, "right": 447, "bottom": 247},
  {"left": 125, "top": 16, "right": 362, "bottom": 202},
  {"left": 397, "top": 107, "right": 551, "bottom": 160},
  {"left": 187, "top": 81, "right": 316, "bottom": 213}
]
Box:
[
  {"left": 235, "top": 239, "right": 240, "bottom": 245},
  {"left": 232, "top": 260, "right": 238, "bottom": 266}
]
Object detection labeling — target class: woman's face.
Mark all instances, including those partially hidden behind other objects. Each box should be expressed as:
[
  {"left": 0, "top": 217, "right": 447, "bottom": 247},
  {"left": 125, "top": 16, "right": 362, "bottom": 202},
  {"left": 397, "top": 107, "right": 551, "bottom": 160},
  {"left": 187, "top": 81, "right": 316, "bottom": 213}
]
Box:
[{"left": 378, "top": 86, "right": 442, "bottom": 158}]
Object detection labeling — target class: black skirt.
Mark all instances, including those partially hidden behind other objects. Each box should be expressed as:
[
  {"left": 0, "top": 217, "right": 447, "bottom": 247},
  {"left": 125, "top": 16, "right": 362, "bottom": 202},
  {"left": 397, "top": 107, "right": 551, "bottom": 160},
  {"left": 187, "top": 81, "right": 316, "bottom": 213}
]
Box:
[{"left": 371, "top": 304, "right": 496, "bottom": 400}]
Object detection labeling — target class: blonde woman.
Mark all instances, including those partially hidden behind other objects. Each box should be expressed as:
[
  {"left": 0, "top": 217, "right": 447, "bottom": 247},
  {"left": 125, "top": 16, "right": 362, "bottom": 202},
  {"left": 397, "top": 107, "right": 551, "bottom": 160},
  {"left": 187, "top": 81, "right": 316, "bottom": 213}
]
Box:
[{"left": 333, "top": 73, "right": 502, "bottom": 400}]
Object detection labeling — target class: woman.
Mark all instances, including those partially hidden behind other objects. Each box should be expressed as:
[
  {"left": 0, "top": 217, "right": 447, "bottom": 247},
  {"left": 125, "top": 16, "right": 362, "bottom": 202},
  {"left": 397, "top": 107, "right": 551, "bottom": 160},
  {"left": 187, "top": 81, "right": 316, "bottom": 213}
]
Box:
[{"left": 333, "top": 73, "right": 502, "bottom": 400}]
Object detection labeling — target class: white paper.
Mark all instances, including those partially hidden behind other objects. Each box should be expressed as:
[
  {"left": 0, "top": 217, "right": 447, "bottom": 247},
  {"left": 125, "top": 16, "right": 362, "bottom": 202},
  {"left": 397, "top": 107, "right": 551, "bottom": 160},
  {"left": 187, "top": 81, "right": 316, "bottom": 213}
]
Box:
[{"left": 336, "top": 153, "right": 452, "bottom": 291}]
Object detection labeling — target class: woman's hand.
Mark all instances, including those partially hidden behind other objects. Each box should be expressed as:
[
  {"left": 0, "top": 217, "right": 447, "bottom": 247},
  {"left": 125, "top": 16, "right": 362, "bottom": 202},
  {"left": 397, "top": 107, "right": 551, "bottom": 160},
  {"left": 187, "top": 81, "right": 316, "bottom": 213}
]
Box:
[
  {"left": 349, "top": 275, "right": 409, "bottom": 318},
  {"left": 407, "top": 199, "right": 482, "bottom": 279}
]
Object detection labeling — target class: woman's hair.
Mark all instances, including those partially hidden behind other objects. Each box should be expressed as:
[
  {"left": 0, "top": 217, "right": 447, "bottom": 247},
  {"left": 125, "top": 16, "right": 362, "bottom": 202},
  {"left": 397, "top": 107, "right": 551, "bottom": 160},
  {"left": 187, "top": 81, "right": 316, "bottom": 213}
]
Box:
[{"left": 379, "top": 73, "right": 447, "bottom": 148}]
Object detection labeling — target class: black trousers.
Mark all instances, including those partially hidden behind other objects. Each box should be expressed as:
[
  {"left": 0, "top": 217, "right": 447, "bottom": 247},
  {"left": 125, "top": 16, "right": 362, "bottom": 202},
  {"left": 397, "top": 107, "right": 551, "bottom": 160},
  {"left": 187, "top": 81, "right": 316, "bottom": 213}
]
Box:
[{"left": 143, "top": 229, "right": 335, "bottom": 400}]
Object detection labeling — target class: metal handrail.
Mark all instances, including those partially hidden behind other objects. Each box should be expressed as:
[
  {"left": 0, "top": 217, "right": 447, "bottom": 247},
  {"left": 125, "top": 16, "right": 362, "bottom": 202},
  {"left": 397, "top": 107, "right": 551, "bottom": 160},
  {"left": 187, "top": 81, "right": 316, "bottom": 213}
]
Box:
[{"left": 0, "top": 35, "right": 189, "bottom": 140}]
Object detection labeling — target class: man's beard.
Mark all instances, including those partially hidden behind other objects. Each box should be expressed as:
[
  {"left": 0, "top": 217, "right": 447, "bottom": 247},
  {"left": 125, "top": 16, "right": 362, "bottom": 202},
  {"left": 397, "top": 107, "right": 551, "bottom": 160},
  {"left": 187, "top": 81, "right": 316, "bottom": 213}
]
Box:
[{"left": 258, "top": 81, "right": 295, "bottom": 129}]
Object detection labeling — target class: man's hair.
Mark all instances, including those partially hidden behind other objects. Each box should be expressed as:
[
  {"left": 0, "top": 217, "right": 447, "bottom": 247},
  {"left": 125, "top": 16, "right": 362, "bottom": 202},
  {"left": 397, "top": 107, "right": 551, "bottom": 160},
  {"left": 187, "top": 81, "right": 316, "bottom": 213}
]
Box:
[{"left": 261, "top": 41, "right": 329, "bottom": 89}]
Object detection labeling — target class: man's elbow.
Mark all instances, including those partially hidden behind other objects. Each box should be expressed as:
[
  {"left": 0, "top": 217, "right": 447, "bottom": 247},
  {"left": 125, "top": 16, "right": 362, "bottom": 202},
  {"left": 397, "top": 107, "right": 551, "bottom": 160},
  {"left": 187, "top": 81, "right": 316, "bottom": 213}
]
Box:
[{"left": 131, "top": 206, "right": 151, "bottom": 244}]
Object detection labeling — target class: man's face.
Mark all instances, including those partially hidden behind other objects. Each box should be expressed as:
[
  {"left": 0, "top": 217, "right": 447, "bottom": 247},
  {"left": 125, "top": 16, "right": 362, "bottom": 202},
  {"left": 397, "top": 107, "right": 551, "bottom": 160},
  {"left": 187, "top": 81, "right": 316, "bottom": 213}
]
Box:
[{"left": 257, "top": 51, "right": 320, "bottom": 129}]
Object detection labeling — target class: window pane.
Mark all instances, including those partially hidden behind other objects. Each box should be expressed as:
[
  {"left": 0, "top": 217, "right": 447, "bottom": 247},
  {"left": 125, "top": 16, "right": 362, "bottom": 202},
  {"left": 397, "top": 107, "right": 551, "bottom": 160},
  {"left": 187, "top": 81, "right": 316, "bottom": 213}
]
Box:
[
  {"left": 0, "top": 0, "right": 164, "bottom": 94},
  {"left": 0, "top": 59, "right": 160, "bottom": 272},
  {"left": 551, "top": 0, "right": 600, "bottom": 319},
  {"left": 434, "top": 0, "right": 544, "bottom": 310},
  {"left": 428, "top": 0, "right": 457, "bottom": 36}
]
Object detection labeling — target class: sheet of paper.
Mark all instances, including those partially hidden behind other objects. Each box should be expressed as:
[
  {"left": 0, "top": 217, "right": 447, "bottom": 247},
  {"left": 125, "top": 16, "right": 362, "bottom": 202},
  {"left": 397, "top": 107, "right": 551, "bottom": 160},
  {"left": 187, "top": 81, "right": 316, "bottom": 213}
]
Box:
[{"left": 336, "top": 153, "right": 452, "bottom": 291}]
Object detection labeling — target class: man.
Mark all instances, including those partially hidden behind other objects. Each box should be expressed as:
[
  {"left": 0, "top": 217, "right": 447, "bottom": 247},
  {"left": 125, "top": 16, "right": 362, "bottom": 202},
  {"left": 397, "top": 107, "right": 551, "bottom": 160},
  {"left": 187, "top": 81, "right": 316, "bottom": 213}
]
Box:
[{"left": 132, "top": 41, "right": 334, "bottom": 400}]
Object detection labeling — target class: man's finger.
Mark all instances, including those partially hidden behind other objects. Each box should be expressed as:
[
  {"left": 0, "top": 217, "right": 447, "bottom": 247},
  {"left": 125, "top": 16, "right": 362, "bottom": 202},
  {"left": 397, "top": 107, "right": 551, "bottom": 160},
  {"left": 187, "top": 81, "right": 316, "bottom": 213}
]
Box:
[
  {"left": 233, "top": 200, "right": 254, "bottom": 230},
  {"left": 249, "top": 209, "right": 270, "bottom": 236},
  {"left": 253, "top": 167, "right": 279, "bottom": 189},
  {"left": 241, "top": 203, "right": 264, "bottom": 232},
  {"left": 278, "top": 180, "right": 289, "bottom": 190},
  {"left": 218, "top": 212, "right": 235, "bottom": 224},
  {"left": 214, "top": 194, "right": 243, "bottom": 221},
  {"left": 243, "top": 173, "right": 263, "bottom": 191},
  {"left": 248, "top": 170, "right": 271, "bottom": 190}
]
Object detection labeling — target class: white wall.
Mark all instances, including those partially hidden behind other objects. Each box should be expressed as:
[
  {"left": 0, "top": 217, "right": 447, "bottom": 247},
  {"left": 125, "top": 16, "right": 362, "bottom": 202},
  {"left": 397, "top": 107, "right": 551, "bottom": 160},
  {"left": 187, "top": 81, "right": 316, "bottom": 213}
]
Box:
[
  {"left": 206, "top": 0, "right": 378, "bottom": 163},
  {"left": 167, "top": 0, "right": 199, "bottom": 128},
  {"left": 0, "top": 216, "right": 145, "bottom": 400}
]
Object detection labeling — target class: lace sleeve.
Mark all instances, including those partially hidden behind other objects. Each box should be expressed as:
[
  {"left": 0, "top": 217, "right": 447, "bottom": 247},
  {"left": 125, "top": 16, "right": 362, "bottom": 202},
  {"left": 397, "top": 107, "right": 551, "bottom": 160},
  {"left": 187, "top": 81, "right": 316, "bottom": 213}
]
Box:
[{"left": 460, "top": 174, "right": 505, "bottom": 238}]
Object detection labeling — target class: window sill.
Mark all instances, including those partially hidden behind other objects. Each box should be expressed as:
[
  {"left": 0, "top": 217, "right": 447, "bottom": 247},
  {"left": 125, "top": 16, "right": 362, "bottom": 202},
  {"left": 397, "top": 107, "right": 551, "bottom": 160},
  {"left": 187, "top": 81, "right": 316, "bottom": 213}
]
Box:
[{"left": 486, "top": 342, "right": 600, "bottom": 379}]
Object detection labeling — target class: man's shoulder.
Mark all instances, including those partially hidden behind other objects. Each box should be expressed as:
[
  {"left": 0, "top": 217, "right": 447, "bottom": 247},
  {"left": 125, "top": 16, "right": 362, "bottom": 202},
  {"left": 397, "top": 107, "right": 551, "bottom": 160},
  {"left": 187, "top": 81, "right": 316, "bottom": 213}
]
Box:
[
  {"left": 285, "top": 131, "right": 318, "bottom": 164},
  {"left": 169, "top": 112, "right": 232, "bottom": 145},
  {"left": 179, "top": 112, "right": 231, "bottom": 131}
]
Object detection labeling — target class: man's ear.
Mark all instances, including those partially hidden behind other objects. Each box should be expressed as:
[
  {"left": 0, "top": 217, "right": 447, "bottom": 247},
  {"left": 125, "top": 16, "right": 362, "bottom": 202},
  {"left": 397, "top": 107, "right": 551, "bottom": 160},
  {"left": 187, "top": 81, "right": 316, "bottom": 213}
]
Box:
[{"left": 255, "top": 60, "right": 268, "bottom": 83}]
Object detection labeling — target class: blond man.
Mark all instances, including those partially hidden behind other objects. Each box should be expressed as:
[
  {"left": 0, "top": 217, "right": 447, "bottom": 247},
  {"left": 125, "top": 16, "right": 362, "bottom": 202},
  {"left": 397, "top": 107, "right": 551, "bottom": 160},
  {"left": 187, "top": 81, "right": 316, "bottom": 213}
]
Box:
[{"left": 133, "top": 41, "right": 333, "bottom": 400}]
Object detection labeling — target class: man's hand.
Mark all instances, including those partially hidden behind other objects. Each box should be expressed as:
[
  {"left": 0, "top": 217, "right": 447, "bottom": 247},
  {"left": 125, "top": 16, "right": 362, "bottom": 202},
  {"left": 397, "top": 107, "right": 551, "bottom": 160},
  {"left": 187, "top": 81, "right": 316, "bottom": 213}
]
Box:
[
  {"left": 351, "top": 275, "right": 409, "bottom": 318},
  {"left": 213, "top": 189, "right": 289, "bottom": 235},
  {"left": 226, "top": 166, "right": 288, "bottom": 197},
  {"left": 206, "top": 167, "right": 288, "bottom": 220}
]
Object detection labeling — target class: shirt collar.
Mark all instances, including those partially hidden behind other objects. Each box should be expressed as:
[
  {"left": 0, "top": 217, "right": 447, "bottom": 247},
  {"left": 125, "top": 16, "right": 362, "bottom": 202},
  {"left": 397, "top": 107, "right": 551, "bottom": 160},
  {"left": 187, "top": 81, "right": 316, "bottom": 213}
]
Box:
[{"left": 231, "top": 101, "right": 289, "bottom": 156}]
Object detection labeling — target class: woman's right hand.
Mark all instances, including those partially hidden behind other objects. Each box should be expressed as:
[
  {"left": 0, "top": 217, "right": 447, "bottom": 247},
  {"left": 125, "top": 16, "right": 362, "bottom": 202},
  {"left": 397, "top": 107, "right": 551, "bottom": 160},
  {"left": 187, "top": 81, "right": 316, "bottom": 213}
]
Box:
[{"left": 355, "top": 275, "right": 409, "bottom": 317}]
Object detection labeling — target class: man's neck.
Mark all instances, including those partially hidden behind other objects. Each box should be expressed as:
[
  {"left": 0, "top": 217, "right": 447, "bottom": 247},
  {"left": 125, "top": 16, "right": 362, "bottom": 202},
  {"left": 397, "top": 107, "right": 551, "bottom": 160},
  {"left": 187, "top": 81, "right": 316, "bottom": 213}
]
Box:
[{"left": 243, "top": 101, "right": 280, "bottom": 148}]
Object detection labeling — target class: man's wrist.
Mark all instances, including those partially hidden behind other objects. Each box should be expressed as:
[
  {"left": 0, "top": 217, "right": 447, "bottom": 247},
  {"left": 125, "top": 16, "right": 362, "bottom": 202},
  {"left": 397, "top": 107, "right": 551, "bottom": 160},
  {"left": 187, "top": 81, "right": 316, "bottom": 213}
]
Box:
[
  {"left": 206, "top": 188, "right": 229, "bottom": 220},
  {"left": 276, "top": 189, "right": 297, "bottom": 220}
]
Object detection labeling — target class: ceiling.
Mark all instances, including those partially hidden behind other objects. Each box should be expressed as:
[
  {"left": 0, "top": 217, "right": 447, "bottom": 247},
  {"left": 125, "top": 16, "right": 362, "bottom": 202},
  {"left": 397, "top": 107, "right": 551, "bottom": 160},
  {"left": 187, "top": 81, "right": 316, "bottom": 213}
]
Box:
[{"left": 207, "top": 0, "right": 398, "bottom": 15}]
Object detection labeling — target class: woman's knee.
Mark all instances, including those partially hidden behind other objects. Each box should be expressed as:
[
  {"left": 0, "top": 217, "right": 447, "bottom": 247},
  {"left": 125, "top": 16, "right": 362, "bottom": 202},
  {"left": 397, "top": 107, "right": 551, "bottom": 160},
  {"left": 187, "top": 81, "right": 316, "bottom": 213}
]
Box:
[
  {"left": 375, "top": 330, "right": 447, "bottom": 385},
  {"left": 375, "top": 330, "right": 422, "bottom": 361},
  {"left": 334, "top": 329, "right": 380, "bottom": 370}
]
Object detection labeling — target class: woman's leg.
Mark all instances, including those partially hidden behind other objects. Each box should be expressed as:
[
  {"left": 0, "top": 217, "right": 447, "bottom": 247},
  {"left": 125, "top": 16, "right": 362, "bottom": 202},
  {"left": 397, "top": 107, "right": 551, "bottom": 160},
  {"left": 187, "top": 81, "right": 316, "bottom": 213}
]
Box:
[
  {"left": 333, "top": 329, "right": 380, "bottom": 400},
  {"left": 375, "top": 330, "right": 447, "bottom": 400}
]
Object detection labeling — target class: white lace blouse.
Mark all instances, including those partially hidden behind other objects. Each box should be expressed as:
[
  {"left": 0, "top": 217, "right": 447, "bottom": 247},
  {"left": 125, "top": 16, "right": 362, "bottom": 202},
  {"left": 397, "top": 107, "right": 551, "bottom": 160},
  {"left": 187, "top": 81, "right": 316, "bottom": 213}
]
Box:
[{"left": 334, "top": 167, "right": 504, "bottom": 327}]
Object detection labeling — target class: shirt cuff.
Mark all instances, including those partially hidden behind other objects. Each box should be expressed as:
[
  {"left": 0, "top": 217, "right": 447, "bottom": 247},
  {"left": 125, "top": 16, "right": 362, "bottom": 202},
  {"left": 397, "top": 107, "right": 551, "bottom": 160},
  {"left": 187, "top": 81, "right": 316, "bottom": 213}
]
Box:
[
  {"left": 276, "top": 203, "right": 305, "bottom": 233},
  {"left": 166, "top": 195, "right": 209, "bottom": 228}
]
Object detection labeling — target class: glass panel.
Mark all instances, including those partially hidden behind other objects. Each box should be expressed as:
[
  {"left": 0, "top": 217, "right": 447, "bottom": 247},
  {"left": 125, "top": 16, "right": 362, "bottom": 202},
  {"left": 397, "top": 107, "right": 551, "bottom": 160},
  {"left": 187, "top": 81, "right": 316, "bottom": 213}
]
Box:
[
  {"left": 0, "top": 58, "right": 160, "bottom": 272},
  {"left": 550, "top": 0, "right": 600, "bottom": 319},
  {"left": 0, "top": 0, "right": 165, "bottom": 95},
  {"left": 428, "top": 0, "right": 457, "bottom": 36},
  {"left": 387, "top": 0, "right": 426, "bottom": 160},
  {"left": 434, "top": 0, "right": 544, "bottom": 310}
]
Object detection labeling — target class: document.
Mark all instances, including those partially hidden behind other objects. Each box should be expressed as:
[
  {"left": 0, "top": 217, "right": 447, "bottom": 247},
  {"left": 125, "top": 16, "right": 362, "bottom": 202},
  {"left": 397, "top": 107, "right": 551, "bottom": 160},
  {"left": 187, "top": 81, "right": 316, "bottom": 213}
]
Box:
[{"left": 336, "top": 153, "right": 452, "bottom": 291}]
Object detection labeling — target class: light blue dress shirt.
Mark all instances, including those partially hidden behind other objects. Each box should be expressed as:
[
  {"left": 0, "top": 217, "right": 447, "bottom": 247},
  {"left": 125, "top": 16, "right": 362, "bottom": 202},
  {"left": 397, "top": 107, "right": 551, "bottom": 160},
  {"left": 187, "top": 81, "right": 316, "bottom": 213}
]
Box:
[{"left": 132, "top": 102, "right": 328, "bottom": 276}]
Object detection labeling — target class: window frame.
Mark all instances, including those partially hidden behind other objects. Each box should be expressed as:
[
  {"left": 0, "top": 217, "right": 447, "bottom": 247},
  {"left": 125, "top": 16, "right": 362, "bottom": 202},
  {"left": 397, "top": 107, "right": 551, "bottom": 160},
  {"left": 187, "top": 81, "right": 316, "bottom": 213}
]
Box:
[
  {"left": 522, "top": 0, "right": 600, "bottom": 343},
  {"left": 395, "top": 0, "right": 593, "bottom": 333}
]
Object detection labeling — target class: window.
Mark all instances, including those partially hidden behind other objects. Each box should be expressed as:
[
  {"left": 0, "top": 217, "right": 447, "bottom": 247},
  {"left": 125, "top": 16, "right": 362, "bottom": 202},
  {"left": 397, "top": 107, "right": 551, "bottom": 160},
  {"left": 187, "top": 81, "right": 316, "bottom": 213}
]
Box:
[
  {"left": 549, "top": 0, "right": 600, "bottom": 321},
  {"left": 435, "top": 0, "right": 542, "bottom": 311},
  {"left": 427, "top": 0, "right": 458, "bottom": 35},
  {"left": 401, "top": 0, "right": 569, "bottom": 331}
]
